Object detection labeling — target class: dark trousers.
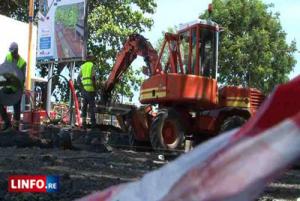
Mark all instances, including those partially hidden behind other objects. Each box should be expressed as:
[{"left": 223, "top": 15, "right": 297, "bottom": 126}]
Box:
[
  {"left": 0, "top": 100, "right": 21, "bottom": 126},
  {"left": 81, "top": 91, "right": 96, "bottom": 126}
]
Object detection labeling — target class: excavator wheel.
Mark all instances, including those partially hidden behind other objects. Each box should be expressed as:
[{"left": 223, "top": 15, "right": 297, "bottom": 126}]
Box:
[
  {"left": 150, "top": 109, "right": 184, "bottom": 151},
  {"left": 219, "top": 115, "right": 247, "bottom": 133}
]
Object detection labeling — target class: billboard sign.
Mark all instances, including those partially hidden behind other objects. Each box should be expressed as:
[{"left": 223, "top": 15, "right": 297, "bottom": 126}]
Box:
[{"left": 37, "top": 0, "right": 87, "bottom": 61}]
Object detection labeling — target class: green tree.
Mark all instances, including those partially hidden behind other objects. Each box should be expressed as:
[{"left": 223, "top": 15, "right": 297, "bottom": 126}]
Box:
[
  {"left": 0, "top": 0, "right": 39, "bottom": 22},
  {"left": 88, "top": 0, "right": 156, "bottom": 100},
  {"left": 1, "top": 0, "right": 156, "bottom": 101},
  {"left": 199, "top": 0, "right": 297, "bottom": 93},
  {"left": 55, "top": 4, "right": 79, "bottom": 29}
]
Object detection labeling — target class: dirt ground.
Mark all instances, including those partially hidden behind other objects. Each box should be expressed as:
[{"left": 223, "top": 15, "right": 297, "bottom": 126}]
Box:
[
  {"left": 0, "top": 129, "right": 300, "bottom": 201},
  {"left": 0, "top": 147, "right": 163, "bottom": 201}
]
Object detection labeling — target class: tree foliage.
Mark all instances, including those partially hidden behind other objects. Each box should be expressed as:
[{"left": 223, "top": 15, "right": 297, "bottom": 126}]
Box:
[
  {"left": 0, "top": 0, "right": 39, "bottom": 22},
  {"left": 0, "top": 0, "right": 156, "bottom": 101},
  {"left": 88, "top": 0, "right": 156, "bottom": 100},
  {"left": 55, "top": 4, "right": 79, "bottom": 29},
  {"left": 199, "top": 0, "right": 297, "bottom": 93}
]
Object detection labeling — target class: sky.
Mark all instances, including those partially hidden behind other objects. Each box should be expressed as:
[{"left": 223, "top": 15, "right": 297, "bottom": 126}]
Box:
[
  {"left": 129, "top": 0, "right": 300, "bottom": 104},
  {"left": 135, "top": 0, "right": 300, "bottom": 77}
]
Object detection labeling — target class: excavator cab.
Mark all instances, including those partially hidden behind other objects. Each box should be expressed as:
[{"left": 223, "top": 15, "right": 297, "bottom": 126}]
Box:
[
  {"left": 178, "top": 19, "right": 219, "bottom": 78},
  {"left": 140, "top": 20, "right": 220, "bottom": 108}
]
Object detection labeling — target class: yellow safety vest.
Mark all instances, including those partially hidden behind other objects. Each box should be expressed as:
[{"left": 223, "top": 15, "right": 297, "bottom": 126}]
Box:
[
  {"left": 81, "top": 61, "right": 95, "bottom": 92},
  {"left": 5, "top": 53, "right": 26, "bottom": 92},
  {"left": 6, "top": 53, "right": 26, "bottom": 70}
]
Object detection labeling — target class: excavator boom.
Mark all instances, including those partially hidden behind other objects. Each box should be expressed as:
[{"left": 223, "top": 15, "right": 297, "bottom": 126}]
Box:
[{"left": 103, "top": 34, "right": 161, "bottom": 95}]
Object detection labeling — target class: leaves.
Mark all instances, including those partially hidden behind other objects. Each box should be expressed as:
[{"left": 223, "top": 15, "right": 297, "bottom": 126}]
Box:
[
  {"left": 1, "top": 0, "right": 156, "bottom": 102},
  {"left": 87, "top": 0, "right": 156, "bottom": 101},
  {"left": 55, "top": 4, "right": 79, "bottom": 29},
  {"left": 0, "top": 0, "right": 40, "bottom": 22},
  {"left": 199, "top": 0, "right": 297, "bottom": 93}
]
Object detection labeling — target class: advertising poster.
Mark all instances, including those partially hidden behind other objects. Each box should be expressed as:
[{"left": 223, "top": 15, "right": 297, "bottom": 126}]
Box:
[{"left": 37, "top": 0, "right": 87, "bottom": 61}]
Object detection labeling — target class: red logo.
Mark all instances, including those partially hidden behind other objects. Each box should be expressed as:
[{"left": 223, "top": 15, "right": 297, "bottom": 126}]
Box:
[{"left": 8, "top": 175, "right": 47, "bottom": 193}]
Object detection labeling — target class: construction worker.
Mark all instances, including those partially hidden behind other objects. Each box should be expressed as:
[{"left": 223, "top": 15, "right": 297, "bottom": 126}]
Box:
[
  {"left": 77, "top": 54, "right": 96, "bottom": 129},
  {"left": 0, "top": 42, "right": 26, "bottom": 131}
]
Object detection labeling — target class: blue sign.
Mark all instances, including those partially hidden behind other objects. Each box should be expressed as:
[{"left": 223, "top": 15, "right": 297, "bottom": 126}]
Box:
[
  {"left": 40, "top": 37, "right": 51, "bottom": 49},
  {"left": 46, "top": 176, "right": 59, "bottom": 193}
]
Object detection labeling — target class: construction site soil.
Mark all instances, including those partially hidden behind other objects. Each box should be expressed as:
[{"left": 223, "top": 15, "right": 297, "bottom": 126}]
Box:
[{"left": 0, "top": 128, "right": 300, "bottom": 201}]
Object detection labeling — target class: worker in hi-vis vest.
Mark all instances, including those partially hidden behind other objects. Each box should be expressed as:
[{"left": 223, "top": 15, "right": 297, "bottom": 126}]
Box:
[
  {"left": 77, "top": 54, "right": 97, "bottom": 128},
  {"left": 0, "top": 42, "right": 26, "bottom": 132}
]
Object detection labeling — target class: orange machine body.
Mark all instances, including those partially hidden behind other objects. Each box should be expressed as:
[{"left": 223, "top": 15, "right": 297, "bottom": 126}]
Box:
[{"left": 104, "top": 19, "right": 265, "bottom": 148}]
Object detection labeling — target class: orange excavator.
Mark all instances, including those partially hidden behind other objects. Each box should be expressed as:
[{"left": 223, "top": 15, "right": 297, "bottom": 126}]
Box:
[{"left": 102, "top": 17, "right": 264, "bottom": 151}]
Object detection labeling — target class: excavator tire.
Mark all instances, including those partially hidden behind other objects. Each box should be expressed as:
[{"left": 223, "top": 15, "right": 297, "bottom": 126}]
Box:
[
  {"left": 150, "top": 108, "right": 184, "bottom": 151},
  {"left": 219, "top": 115, "right": 247, "bottom": 133}
]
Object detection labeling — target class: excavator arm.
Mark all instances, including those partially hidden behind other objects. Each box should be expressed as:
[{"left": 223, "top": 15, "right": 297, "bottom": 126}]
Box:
[{"left": 103, "top": 34, "right": 161, "bottom": 96}]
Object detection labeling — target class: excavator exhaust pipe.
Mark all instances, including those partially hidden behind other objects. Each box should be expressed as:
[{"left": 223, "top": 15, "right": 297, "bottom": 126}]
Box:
[{"left": 0, "top": 62, "right": 25, "bottom": 106}]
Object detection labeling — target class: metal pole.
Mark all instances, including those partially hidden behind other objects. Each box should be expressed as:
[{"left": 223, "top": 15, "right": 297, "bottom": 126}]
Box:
[
  {"left": 46, "top": 63, "right": 53, "bottom": 115},
  {"left": 26, "top": 0, "right": 34, "bottom": 91},
  {"left": 215, "top": 32, "right": 219, "bottom": 80},
  {"left": 69, "top": 61, "right": 75, "bottom": 125}
]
